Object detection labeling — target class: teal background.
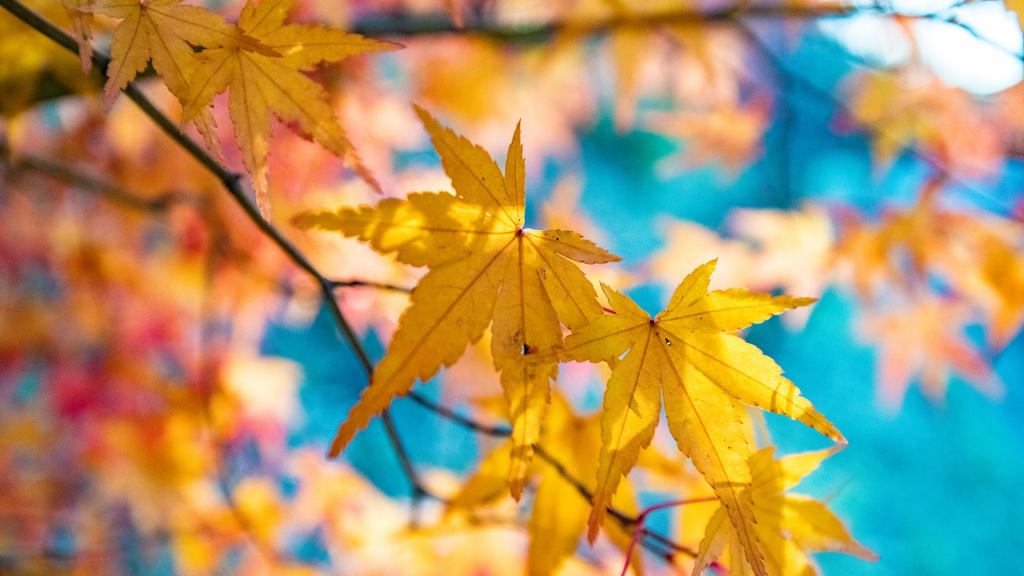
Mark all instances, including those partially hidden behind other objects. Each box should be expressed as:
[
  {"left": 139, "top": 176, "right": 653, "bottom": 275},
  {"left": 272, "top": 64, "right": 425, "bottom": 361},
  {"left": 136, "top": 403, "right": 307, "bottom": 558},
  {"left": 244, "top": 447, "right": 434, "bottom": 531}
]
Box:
[{"left": 269, "top": 29, "right": 1024, "bottom": 576}]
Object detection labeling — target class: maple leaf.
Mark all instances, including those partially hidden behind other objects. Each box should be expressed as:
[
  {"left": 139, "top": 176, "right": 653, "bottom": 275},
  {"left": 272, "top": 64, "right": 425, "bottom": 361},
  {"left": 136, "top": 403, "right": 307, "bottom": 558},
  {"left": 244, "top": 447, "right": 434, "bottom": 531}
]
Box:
[
  {"left": 293, "top": 106, "right": 620, "bottom": 497},
  {"left": 181, "top": 0, "right": 401, "bottom": 217},
  {"left": 646, "top": 100, "right": 770, "bottom": 178},
  {"left": 843, "top": 71, "right": 1001, "bottom": 177},
  {"left": 567, "top": 0, "right": 715, "bottom": 131},
  {"left": 693, "top": 446, "right": 877, "bottom": 576},
  {"left": 859, "top": 296, "right": 1002, "bottom": 411},
  {"left": 559, "top": 260, "right": 843, "bottom": 576},
  {"left": 447, "top": 394, "right": 640, "bottom": 576},
  {"left": 94, "top": 0, "right": 268, "bottom": 105},
  {"left": 61, "top": 0, "right": 93, "bottom": 70},
  {"left": 91, "top": 0, "right": 271, "bottom": 162}
]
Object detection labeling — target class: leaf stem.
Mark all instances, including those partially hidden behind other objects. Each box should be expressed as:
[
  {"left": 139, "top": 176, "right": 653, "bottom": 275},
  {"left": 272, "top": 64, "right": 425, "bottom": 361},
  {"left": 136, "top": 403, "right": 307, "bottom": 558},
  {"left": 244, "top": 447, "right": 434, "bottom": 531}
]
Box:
[{"left": 619, "top": 497, "right": 718, "bottom": 576}]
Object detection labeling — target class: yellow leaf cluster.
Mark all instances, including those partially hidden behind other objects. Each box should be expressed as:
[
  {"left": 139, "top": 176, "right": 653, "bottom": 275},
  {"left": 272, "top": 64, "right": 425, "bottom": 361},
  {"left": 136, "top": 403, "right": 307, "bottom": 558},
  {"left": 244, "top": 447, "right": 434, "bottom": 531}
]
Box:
[
  {"left": 74, "top": 0, "right": 398, "bottom": 217},
  {"left": 558, "top": 260, "right": 842, "bottom": 575},
  {"left": 694, "top": 446, "right": 877, "bottom": 576},
  {"left": 180, "top": 0, "right": 400, "bottom": 215},
  {"left": 448, "top": 394, "right": 640, "bottom": 576},
  {"left": 294, "top": 106, "right": 620, "bottom": 497}
]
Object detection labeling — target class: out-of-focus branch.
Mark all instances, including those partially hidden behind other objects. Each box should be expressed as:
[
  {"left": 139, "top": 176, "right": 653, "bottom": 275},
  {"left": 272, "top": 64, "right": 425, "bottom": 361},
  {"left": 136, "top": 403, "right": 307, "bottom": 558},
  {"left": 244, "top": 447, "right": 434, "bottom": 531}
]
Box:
[
  {"left": 619, "top": 498, "right": 719, "bottom": 576},
  {"left": 351, "top": 2, "right": 911, "bottom": 41},
  {"left": 0, "top": 140, "right": 205, "bottom": 212},
  {"left": 732, "top": 19, "right": 1013, "bottom": 211}
]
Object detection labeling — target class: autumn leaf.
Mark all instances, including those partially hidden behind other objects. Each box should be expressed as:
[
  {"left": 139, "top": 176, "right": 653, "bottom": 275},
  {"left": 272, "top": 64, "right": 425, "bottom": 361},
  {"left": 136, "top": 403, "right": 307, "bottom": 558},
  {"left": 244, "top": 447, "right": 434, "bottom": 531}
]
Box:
[
  {"left": 94, "top": 0, "right": 268, "bottom": 105},
  {"left": 844, "top": 71, "right": 1001, "bottom": 177},
  {"left": 565, "top": 0, "right": 714, "bottom": 131},
  {"left": 91, "top": 0, "right": 271, "bottom": 162},
  {"left": 181, "top": 0, "right": 401, "bottom": 217},
  {"left": 61, "top": 0, "right": 93, "bottom": 70},
  {"left": 559, "top": 260, "right": 842, "bottom": 576},
  {"left": 447, "top": 394, "right": 640, "bottom": 576},
  {"left": 294, "top": 106, "right": 620, "bottom": 497},
  {"left": 859, "top": 296, "right": 1002, "bottom": 411},
  {"left": 694, "top": 446, "right": 877, "bottom": 576},
  {"left": 646, "top": 100, "right": 770, "bottom": 178}
]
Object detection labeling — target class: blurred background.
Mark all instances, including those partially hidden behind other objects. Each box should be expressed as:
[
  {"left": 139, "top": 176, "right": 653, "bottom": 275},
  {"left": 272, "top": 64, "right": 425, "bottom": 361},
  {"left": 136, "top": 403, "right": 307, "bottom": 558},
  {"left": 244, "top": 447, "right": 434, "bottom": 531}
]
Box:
[{"left": 1, "top": 0, "right": 1022, "bottom": 574}]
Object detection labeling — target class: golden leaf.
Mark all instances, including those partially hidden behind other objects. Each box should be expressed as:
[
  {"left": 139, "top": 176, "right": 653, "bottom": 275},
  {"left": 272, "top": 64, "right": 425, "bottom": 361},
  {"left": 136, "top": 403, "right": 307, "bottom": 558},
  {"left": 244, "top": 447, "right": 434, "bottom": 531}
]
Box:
[
  {"left": 559, "top": 260, "right": 842, "bottom": 576},
  {"left": 294, "top": 107, "right": 619, "bottom": 498},
  {"left": 181, "top": 0, "right": 400, "bottom": 217},
  {"left": 694, "top": 446, "right": 877, "bottom": 576}
]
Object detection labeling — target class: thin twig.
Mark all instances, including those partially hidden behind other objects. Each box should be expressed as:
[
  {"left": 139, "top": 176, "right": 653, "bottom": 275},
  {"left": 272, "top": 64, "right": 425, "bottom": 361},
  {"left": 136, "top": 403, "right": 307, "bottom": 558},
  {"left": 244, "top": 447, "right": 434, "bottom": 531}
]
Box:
[
  {"left": 328, "top": 278, "right": 412, "bottom": 293},
  {"left": 0, "top": 141, "right": 205, "bottom": 212},
  {"left": 407, "top": 392, "right": 512, "bottom": 437},
  {"left": 406, "top": 393, "right": 702, "bottom": 559},
  {"left": 0, "top": 144, "right": 410, "bottom": 299},
  {"left": 943, "top": 13, "right": 1024, "bottom": 65},
  {"left": 620, "top": 498, "right": 718, "bottom": 576}
]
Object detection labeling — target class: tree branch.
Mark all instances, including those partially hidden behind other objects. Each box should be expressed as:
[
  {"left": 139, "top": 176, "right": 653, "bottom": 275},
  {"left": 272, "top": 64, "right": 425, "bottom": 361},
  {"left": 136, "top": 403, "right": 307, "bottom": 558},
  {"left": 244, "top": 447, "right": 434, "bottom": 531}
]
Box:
[
  {"left": 1, "top": 141, "right": 205, "bottom": 212},
  {"left": 2, "top": 0, "right": 713, "bottom": 564},
  {"left": 0, "top": 0, "right": 433, "bottom": 519},
  {"left": 619, "top": 498, "right": 718, "bottom": 575},
  {"left": 406, "top": 392, "right": 702, "bottom": 559},
  {"left": 328, "top": 278, "right": 412, "bottom": 293},
  {"left": 350, "top": 3, "right": 888, "bottom": 41}
]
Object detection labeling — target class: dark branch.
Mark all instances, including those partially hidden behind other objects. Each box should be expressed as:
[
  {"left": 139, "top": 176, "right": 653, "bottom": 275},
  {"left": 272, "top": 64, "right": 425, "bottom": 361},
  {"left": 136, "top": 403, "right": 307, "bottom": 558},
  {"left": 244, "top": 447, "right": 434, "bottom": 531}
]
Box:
[
  {"left": 329, "top": 278, "right": 412, "bottom": 293},
  {"left": 407, "top": 393, "right": 700, "bottom": 558},
  {"left": 0, "top": 0, "right": 436, "bottom": 518},
  {"left": 350, "top": 3, "right": 890, "bottom": 41},
  {"left": 732, "top": 18, "right": 1011, "bottom": 210},
  {"left": 2, "top": 0, "right": 722, "bottom": 563}
]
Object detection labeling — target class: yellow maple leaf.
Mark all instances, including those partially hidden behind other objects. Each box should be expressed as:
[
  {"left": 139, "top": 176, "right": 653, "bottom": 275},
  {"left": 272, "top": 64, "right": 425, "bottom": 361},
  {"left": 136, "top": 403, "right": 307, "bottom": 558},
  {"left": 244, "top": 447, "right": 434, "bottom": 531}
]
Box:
[
  {"left": 61, "top": 0, "right": 93, "bottom": 70},
  {"left": 693, "top": 446, "right": 877, "bottom": 576},
  {"left": 94, "top": 0, "right": 268, "bottom": 105},
  {"left": 294, "top": 106, "right": 620, "bottom": 498},
  {"left": 92, "top": 0, "right": 271, "bottom": 162},
  {"left": 181, "top": 0, "right": 400, "bottom": 217},
  {"left": 559, "top": 259, "right": 843, "bottom": 576},
  {"left": 447, "top": 394, "right": 640, "bottom": 576}
]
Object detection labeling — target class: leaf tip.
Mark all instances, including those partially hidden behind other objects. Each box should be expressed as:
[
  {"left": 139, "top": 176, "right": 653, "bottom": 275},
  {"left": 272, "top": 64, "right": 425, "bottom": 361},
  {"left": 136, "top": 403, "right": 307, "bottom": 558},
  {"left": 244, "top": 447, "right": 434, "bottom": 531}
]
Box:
[
  {"left": 585, "top": 508, "right": 603, "bottom": 544},
  {"left": 791, "top": 296, "right": 819, "bottom": 308},
  {"left": 289, "top": 210, "right": 315, "bottom": 229},
  {"left": 379, "top": 39, "right": 406, "bottom": 52},
  {"left": 412, "top": 103, "right": 434, "bottom": 126},
  {"left": 328, "top": 417, "right": 364, "bottom": 457}
]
